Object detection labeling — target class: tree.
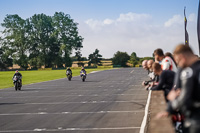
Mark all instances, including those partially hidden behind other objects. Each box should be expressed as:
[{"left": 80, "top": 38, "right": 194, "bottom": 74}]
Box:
[
  {"left": 1, "top": 14, "right": 30, "bottom": 69},
  {"left": 88, "top": 49, "right": 102, "bottom": 66},
  {"left": 128, "top": 52, "right": 139, "bottom": 66},
  {"left": 29, "top": 13, "right": 56, "bottom": 68},
  {"left": 1, "top": 12, "right": 83, "bottom": 69},
  {"left": 52, "top": 12, "right": 83, "bottom": 67},
  {"left": 75, "top": 50, "right": 84, "bottom": 67},
  {"left": 112, "top": 51, "right": 130, "bottom": 67}
]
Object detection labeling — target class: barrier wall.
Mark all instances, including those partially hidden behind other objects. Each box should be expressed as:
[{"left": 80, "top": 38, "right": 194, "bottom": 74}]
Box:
[{"left": 146, "top": 91, "right": 175, "bottom": 133}]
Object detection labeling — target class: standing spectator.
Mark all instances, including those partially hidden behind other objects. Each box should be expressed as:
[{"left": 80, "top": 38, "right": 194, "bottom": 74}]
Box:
[
  {"left": 165, "top": 52, "right": 177, "bottom": 67},
  {"left": 154, "top": 48, "right": 177, "bottom": 72},
  {"left": 157, "top": 44, "right": 200, "bottom": 133}
]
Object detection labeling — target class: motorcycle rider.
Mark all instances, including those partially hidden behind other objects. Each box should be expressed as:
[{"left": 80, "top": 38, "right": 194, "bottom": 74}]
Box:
[
  {"left": 13, "top": 70, "right": 22, "bottom": 87},
  {"left": 80, "top": 67, "right": 87, "bottom": 76},
  {"left": 66, "top": 67, "right": 72, "bottom": 76}
]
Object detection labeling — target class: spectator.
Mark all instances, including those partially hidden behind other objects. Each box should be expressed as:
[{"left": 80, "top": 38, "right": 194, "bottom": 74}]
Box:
[
  {"left": 157, "top": 44, "right": 200, "bottom": 133},
  {"left": 149, "top": 62, "right": 175, "bottom": 102},
  {"left": 142, "top": 60, "right": 148, "bottom": 70},
  {"left": 165, "top": 52, "right": 177, "bottom": 67},
  {"left": 142, "top": 60, "right": 159, "bottom": 87},
  {"left": 154, "top": 48, "right": 177, "bottom": 72},
  {"left": 147, "top": 60, "right": 155, "bottom": 79}
]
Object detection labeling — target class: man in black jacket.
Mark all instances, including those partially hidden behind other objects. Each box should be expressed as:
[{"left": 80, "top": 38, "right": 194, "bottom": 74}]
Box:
[
  {"left": 149, "top": 62, "right": 175, "bottom": 102},
  {"left": 157, "top": 44, "right": 200, "bottom": 133}
]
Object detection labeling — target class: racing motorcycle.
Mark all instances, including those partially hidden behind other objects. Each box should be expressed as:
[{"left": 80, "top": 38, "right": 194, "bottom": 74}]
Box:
[
  {"left": 66, "top": 70, "right": 72, "bottom": 81},
  {"left": 80, "top": 72, "right": 86, "bottom": 82},
  {"left": 13, "top": 76, "right": 21, "bottom": 91}
]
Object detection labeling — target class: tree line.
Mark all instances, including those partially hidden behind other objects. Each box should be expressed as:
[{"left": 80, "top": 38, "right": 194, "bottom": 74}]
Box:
[
  {"left": 0, "top": 12, "right": 152, "bottom": 70},
  {"left": 0, "top": 12, "right": 83, "bottom": 69},
  {"left": 112, "top": 51, "right": 154, "bottom": 67}
]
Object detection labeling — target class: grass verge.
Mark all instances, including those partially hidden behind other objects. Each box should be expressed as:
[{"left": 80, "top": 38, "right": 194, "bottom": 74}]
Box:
[{"left": 0, "top": 68, "right": 113, "bottom": 89}]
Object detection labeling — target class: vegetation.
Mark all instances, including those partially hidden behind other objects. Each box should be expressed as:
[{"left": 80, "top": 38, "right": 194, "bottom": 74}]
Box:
[
  {"left": 128, "top": 52, "right": 139, "bottom": 67},
  {"left": 112, "top": 51, "right": 130, "bottom": 67},
  {"left": 88, "top": 49, "right": 102, "bottom": 67},
  {"left": 0, "top": 12, "right": 153, "bottom": 70},
  {"left": 0, "top": 12, "right": 83, "bottom": 69}
]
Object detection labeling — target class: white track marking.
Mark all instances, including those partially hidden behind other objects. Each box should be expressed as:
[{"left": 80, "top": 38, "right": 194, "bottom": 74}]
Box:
[
  {"left": 1, "top": 88, "right": 143, "bottom": 91},
  {"left": 0, "top": 127, "right": 140, "bottom": 132},
  {"left": 90, "top": 71, "right": 99, "bottom": 74},
  {"left": 2, "top": 94, "right": 147, "bottom": 99},
  {"left": 139, "top": 90, "right": 152, "bottom": 133},
  {"left": 16, "top": 100, "right": 146, "bottom": 105},
  {"left": 130, "top": 70, "right": 134, "bottom": 73},
  {"left": 0, "top": 110, "right": 144, "bottom": 116}
]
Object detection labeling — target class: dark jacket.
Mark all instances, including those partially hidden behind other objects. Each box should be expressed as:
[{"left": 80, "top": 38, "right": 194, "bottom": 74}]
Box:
[
  {"left": 150, "top": 70, "right": 175, "bottom": 101},
  {"left": 167, "top": 60, "right": 200, "bottom": 119}
]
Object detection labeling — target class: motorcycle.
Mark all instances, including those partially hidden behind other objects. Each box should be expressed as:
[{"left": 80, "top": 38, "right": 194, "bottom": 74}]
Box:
[
  {"left": 66, "top": 70, "right": 72, "bottom": 81},
  {"left": 80, "top": 72, "right": 86, "bottom": 82},
  {"left": 13, "top": 76, "right": 21, "bottom": 91}
]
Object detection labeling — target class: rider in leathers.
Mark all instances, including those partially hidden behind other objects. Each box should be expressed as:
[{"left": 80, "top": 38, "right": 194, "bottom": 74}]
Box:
[
  {"left": 158, "top": 45, "right": 200, "bottom": 133},
  {"left": 13, "top": 70, "right": 22, "bottom": 86}
]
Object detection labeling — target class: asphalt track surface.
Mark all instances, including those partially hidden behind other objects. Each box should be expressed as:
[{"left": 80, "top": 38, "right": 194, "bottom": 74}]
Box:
[{"left": 0, "top": 68, "right": 149, "bottom": 133}]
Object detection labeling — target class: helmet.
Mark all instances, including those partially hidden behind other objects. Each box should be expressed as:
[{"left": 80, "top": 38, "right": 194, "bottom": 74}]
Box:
[
  {"left": 15, "top": 70, "right": 19, "bottom": 73},
  {"left": 82, "top": 67, "right": 84, "bottom": 70},
  {"left": 67, "top": 67, "right": 70, "bottom": 69}
]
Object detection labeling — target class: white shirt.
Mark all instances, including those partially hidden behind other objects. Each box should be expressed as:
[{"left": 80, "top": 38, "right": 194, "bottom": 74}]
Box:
[{"left": 161, "top": 56, "right": 177, "bottom": 72}]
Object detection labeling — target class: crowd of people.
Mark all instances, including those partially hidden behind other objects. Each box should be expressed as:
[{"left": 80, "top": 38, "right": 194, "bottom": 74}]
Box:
[{"left": 142, "top": 44, "right": 200, "bottom": 133}]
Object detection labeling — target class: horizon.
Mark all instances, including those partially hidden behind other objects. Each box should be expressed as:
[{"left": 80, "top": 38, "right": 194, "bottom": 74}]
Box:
[{"left": 0, "top": 0, "right": 199, "bottom": 58}]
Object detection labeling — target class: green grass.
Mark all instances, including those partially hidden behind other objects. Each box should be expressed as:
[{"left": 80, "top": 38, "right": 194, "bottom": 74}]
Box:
[{"left": 0, "top": 68, "right": 112, "bottom": 89}]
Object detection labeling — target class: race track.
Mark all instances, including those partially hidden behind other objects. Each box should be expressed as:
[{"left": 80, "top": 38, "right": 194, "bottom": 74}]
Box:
[{"left": 0, "top": 68, "right": 149, "bottom": 133}]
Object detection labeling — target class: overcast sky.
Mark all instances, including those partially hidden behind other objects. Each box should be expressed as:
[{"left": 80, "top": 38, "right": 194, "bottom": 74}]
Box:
[{"left": 0, "top": 0, "right": 199, "bottom": 58}]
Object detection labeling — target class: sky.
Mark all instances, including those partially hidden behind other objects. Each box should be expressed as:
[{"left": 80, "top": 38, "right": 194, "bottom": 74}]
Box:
[{"left": 0, "top": 0, "right": 199, "bottom": 58}]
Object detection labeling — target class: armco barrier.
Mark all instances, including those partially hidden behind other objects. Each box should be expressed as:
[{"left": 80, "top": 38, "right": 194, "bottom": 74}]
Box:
[{"left": 146, "top": 91, "right": 175, "bottom": 133}]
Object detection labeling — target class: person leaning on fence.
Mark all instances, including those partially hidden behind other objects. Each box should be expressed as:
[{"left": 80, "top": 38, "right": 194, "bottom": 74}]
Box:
[
  {"left": 147, "top": 60, "right": 155, "bottom": 79},
  {"left": 142, "top": 60, "right": 149, "bottom": 73},
  {"left": 154, "top": 48, "right": 177, "bottom": 72},
  {"left": 156, "top": 44, "right": 200, "bottom": 133},
  {"left": 142, "top": 60, "right": 159, "bottom": 88},
  {"left": 148, "top": 62, "right": 175, "bottom": 102}
]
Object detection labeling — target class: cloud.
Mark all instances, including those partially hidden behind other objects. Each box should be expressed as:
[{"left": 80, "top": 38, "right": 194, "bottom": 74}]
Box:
[
  {"left": 117, "top": 12, "right": 151, "bottom": 22},
  {"left": 164, "top": 15, "right": 182, "bottom": 27},
  {"left": 188, "top": 13, "right": 196, "bottom": 22},
  {"left": 78, "top": 12, "right": 198, "bottom": 58},
  {"left": 103, "top": 19, "right": 114, "bottom": 25}
]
